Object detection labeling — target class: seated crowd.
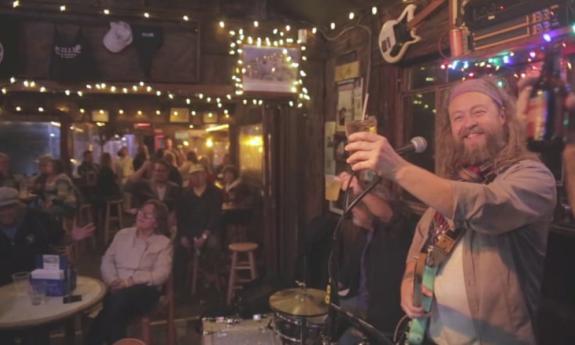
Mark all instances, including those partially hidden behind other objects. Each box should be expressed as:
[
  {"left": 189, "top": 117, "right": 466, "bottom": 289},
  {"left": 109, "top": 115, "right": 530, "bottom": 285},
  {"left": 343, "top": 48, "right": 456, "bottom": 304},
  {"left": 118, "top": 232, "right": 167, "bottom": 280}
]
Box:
[{"left": 0, "top": 143, "right": 257, "bottom": 345}]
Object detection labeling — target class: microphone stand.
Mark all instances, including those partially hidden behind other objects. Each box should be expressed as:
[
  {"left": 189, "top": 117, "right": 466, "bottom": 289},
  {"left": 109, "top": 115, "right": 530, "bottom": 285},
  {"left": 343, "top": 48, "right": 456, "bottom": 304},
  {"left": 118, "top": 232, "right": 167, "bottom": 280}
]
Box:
[{"left": 324, "top": 174, "right": 383, "bottom": 343}]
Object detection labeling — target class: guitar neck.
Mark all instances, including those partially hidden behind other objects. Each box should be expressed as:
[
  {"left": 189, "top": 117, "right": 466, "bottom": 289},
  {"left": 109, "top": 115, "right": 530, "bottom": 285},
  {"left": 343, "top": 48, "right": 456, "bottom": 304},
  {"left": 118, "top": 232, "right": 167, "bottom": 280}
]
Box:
[{"left": 407, "top": 0, "right": 446, "bottom": 30}]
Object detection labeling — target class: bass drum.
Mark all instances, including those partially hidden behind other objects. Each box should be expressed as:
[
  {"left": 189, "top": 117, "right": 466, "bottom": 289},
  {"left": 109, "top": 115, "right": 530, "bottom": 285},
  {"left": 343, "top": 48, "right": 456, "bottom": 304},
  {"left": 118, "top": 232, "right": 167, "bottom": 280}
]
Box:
[{"left": 272, "top": 311, "right": 326, "bottom": 344}]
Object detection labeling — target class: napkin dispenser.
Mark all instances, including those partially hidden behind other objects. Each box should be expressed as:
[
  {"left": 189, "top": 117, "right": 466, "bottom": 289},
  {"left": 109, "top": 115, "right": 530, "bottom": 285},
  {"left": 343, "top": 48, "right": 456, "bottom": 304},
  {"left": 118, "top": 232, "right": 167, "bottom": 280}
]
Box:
[{"left": 31, "top": 254, "right": 76, "bottom": 296}]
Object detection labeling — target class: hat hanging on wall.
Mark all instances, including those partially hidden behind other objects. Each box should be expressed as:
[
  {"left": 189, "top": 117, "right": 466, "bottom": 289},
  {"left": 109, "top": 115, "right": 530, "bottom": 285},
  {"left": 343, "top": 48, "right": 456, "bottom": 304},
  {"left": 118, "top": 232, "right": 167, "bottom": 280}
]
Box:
[{"left": 103, "top": 21, "right": 133, "bottom": 53}]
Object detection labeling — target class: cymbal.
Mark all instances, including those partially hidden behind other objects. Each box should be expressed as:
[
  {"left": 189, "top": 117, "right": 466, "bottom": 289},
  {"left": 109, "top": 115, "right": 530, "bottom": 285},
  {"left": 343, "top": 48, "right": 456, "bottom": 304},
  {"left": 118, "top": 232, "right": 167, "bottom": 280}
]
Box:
[{"left": 269, "top": 288, "right": 328, "bottom": 317}]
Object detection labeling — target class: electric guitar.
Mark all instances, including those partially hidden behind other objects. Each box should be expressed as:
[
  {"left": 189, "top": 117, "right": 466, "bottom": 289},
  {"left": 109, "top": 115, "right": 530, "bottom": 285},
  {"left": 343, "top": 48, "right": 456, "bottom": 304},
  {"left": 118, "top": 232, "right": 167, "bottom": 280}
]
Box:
[
  {"left": 378, "top": 0, "right": 446, "bottom": 64},
  {"left": 404, "top": 250, "right": 438, "bottom": 345}
]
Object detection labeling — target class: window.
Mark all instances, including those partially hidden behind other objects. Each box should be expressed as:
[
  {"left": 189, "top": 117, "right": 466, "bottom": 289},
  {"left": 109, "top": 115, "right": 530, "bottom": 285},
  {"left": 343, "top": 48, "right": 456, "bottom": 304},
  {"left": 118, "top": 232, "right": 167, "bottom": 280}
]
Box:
[{"left": 0, "top": 121, "right": 61, "bottom": 176}]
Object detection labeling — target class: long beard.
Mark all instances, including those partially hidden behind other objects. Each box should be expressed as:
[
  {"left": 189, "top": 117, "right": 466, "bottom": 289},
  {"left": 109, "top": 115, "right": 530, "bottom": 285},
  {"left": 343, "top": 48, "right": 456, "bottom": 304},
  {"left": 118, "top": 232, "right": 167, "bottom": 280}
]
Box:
[{"left": 453, "top": 131, "right": 504, "bottom": 168}]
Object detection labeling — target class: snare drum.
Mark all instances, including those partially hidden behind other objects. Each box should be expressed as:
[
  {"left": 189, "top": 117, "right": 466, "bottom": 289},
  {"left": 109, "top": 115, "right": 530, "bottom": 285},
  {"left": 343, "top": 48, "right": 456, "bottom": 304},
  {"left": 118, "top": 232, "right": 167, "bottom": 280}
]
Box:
[{"left": 272, "top": 312, "right": 326, "bottom": 344}]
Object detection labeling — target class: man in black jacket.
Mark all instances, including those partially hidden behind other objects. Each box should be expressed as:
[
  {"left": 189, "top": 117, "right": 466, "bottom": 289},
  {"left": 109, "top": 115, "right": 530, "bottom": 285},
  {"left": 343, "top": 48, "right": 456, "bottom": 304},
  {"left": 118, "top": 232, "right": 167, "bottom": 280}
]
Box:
[{"left": 174, "top": 164, "right": 223, "bottom": 293}]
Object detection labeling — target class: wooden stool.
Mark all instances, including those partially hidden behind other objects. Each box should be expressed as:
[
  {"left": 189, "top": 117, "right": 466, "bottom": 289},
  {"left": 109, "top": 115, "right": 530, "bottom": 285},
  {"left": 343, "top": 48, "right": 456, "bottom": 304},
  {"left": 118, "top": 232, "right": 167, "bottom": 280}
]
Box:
[
  {"left": 138, "top": 276, "right": 176, "bottom": 345},
  {"left": 104, "top": 199, "right": 124, "bottom": 245},
  {"left": 226, "top": 242, "right": 258, "bottom": 305}
]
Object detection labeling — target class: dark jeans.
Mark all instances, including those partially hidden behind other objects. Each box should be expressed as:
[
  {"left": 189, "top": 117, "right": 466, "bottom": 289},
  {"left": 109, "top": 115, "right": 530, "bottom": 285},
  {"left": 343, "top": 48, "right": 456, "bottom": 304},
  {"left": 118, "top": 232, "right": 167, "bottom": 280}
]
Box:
[{"left": 86, "top": 284, "right": 160, "bottom": 345}]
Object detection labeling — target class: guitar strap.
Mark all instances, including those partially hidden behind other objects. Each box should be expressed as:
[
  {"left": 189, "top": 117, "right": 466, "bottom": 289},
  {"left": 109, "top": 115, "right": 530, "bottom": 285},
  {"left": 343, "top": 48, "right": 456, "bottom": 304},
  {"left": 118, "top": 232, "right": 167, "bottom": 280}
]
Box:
[{"left": 408, "top": 162, "right": 501, "bottom": 344}]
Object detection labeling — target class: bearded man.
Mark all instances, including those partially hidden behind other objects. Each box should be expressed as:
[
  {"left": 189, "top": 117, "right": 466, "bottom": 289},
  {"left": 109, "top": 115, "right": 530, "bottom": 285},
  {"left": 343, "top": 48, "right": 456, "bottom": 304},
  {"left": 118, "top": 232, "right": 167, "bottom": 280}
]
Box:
[{"left": 345, "top": 77, "right": 556, "bottom": 345}]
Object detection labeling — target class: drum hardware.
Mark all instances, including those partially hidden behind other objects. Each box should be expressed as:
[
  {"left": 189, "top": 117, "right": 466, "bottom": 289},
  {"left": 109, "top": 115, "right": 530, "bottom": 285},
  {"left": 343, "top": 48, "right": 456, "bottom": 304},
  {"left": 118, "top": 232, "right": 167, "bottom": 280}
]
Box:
[{"left": 269, "top": 287, "right": 329, "bottom": 344}]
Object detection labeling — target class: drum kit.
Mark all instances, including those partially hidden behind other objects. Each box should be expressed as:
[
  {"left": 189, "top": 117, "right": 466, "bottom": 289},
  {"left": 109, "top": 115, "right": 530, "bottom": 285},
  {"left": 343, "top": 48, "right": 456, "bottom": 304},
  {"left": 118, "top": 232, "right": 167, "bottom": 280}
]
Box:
[{"left": 268, "top": 287, "right": 329, "bottom": 345}]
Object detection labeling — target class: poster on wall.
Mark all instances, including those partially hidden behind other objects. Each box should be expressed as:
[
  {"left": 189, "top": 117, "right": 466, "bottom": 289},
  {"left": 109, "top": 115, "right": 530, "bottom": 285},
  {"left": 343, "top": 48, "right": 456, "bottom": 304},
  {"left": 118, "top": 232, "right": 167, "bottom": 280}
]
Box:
[
  {"left": 336, "top": 78, "right": 363, "bottom": 131},
  {"left": 324, "top": 123, "right": 349, "bottom": 215},
  {"left": 324, "top": 121, "right": 336, "bottom": 175}
]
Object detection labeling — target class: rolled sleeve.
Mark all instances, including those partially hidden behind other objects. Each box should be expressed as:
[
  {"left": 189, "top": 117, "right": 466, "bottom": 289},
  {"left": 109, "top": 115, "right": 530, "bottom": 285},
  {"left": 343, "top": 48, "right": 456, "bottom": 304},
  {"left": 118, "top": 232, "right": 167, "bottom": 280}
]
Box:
[{"left": 450, "top": 160, "right": 556, "bottom": 235}]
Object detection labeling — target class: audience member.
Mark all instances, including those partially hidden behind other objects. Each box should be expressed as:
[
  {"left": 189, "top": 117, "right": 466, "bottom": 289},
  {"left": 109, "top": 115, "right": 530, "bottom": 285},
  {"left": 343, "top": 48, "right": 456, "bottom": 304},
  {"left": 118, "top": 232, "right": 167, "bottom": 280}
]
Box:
[
  {"left": 221, "top": 165, "right": 253, "bottom": 209},
  {"left": 132, "top": 144, "right": 150, "bottom": 172},
  {"left": 0, "top": 152, "right": 22, "bottom": 189},
  {"left": 86, "top": 200, "right": 173, "bottom": 345},
  {"left": 93, "top": 153, "right": 122, "bottom": 215},
  {"left": 77, "top": 150, "right": 99, "bottom": 201},
  {"left": 164, "top": 151, "right": 183, "bottom": 187},
  {"left": 0, "top": 187, "right": 94, "bottom": 285},
  {"left": 174, "top": 164, "right": 223, "bottom": 292},
  {"left": 115, "top": 147, "right": 134, "bottom": 184},
  {"left": 164, "top": 137, "right": 183, "bottom": 166},
  {"left": 125, "top": 159, "right": 181, "bottom": 212},
  {"left": 179, "top": 151, "right": 199, "bottom": 187},
  {"left": 32, "top": 156, "right": 78, "bottom": 219},
  {"left": 77, "top": 150, "right": 99, "bottom": 185}
]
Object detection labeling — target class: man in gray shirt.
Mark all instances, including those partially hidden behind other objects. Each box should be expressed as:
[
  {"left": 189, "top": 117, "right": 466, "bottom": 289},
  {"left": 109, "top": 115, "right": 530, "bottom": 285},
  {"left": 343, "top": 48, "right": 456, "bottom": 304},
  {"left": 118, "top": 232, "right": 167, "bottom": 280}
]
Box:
[{"left": 345, "top": 77, "right": 556, "bottom": 345}]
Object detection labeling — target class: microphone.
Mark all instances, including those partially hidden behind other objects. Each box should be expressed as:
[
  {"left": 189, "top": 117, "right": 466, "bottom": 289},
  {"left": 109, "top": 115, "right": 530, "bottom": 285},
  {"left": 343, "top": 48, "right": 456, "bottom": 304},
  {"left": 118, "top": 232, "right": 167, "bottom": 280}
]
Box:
[{"left": 396, "top": 136, "right": 427, "bottom": 156}]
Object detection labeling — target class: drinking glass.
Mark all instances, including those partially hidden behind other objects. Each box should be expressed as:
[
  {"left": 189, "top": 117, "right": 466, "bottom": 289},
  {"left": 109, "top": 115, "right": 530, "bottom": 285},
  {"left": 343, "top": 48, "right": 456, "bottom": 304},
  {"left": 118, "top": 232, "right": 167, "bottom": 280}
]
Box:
[
  {"left": 325, "top": 175, "right": 342, "bottom": 201},
  {"left": 345, "top": 116, "right": 377, "bottom": 137},
  {"left": 11, "top": 271, "right": 30, "bottom": 296},
  {"left": 29, "top": 281, "right": 46, "bottom": 305}
]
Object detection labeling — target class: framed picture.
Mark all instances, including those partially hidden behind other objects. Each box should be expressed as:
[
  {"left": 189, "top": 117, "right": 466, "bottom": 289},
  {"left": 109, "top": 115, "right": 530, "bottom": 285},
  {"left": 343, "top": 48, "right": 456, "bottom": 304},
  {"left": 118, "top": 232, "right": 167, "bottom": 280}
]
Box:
[
  {"left": 241, "top": 45, "right": 300, "bottom": 93},
  {"left": 324, "top": 121, "right": 336, "bottom": 175}
]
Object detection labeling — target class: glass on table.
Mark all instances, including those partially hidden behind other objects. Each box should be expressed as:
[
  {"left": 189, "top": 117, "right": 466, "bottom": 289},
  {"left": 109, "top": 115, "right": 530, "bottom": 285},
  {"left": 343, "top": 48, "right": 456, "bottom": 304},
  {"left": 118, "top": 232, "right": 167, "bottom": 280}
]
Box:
[
  {"left": 29, "top": 281, "right": 46, "bottom": 305},
  {"left": 11, "top": 271, "right": 30, "bottom": 296}
]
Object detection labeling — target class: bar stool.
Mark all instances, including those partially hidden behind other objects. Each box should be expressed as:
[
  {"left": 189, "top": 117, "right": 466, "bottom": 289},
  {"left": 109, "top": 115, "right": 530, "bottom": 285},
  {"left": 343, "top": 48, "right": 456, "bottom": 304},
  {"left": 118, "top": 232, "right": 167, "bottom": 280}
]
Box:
[
  {"left": 226, "top": 242, "right": 258, "bottom": 305},
  {"left": 104, "top": 199, "right": 124, "bottom": 245}
]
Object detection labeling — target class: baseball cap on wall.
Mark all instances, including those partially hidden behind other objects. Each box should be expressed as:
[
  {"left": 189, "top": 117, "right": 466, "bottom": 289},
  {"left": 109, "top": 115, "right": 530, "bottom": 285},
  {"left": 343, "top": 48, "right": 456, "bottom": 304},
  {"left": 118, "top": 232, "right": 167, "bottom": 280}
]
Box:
[{"left": 103, "top": 21, "right": 133, "bottom": 53}]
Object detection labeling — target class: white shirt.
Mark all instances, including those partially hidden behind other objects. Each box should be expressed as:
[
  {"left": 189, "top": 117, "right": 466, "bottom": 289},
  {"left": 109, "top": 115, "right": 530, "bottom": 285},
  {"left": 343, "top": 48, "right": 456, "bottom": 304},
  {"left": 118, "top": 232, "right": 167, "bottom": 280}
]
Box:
[
  {"left": 429, "top": 230, "right": 479, "bottom": 345},
  {"left": 101, "top": 227, "right": 172, "bottom": 287}
]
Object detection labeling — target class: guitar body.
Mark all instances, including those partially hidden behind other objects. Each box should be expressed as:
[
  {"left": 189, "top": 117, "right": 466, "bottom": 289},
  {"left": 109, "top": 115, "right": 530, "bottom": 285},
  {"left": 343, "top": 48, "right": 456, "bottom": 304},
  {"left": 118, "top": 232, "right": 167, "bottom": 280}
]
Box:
[
  {"left": 378, "top": 4, "right": 421, "bottom": 64},
  {"left": 405, "top": 257, "right": 438, "bottom": 345}
]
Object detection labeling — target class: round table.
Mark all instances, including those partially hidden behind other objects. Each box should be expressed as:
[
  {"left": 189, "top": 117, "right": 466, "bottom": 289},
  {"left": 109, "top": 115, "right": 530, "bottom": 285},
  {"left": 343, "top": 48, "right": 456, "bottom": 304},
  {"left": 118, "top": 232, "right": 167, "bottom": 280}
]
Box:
[{"left": 0, "top": 276, "right": 106, "bottom": 330}]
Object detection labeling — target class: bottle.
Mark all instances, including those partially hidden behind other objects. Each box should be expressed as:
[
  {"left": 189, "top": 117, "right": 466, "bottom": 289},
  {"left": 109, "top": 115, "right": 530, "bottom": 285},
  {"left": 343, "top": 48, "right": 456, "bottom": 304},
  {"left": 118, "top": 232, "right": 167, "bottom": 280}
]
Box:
[{"left": 526, "top": 45, "right": 568, "bottom": 149}]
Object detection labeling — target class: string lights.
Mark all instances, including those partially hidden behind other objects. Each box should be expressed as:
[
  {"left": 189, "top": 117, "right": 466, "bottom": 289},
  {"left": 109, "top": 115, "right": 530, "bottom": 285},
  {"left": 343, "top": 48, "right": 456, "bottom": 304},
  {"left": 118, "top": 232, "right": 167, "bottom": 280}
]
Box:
[{"left": 2, "top": 1, "right": 387, "bottom": 119}]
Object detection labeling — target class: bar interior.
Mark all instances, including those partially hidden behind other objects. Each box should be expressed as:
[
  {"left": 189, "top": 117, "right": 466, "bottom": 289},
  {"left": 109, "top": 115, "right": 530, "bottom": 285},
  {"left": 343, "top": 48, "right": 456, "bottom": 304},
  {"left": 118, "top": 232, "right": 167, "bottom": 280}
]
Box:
[{"left": 0, "top": 0, "right": 574, "bottom": 344}]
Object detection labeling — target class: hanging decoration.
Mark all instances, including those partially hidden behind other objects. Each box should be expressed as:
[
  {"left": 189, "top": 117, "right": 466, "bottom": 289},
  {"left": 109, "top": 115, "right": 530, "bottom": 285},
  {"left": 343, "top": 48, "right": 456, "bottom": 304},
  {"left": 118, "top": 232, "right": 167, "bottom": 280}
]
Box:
[
  {"left": 439, "top": 37, "right": 574, "bottom": 82},
  {"left": 0, "top": 0, "right": 388, "bottom": 116}
]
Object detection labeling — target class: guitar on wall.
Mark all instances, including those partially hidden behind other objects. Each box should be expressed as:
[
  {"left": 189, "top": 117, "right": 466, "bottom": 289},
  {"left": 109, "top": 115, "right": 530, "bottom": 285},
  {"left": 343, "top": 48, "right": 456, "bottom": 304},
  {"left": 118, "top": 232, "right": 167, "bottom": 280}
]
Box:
[{"left": 378, "top": 0, "right": 447, "bottom": 64}]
